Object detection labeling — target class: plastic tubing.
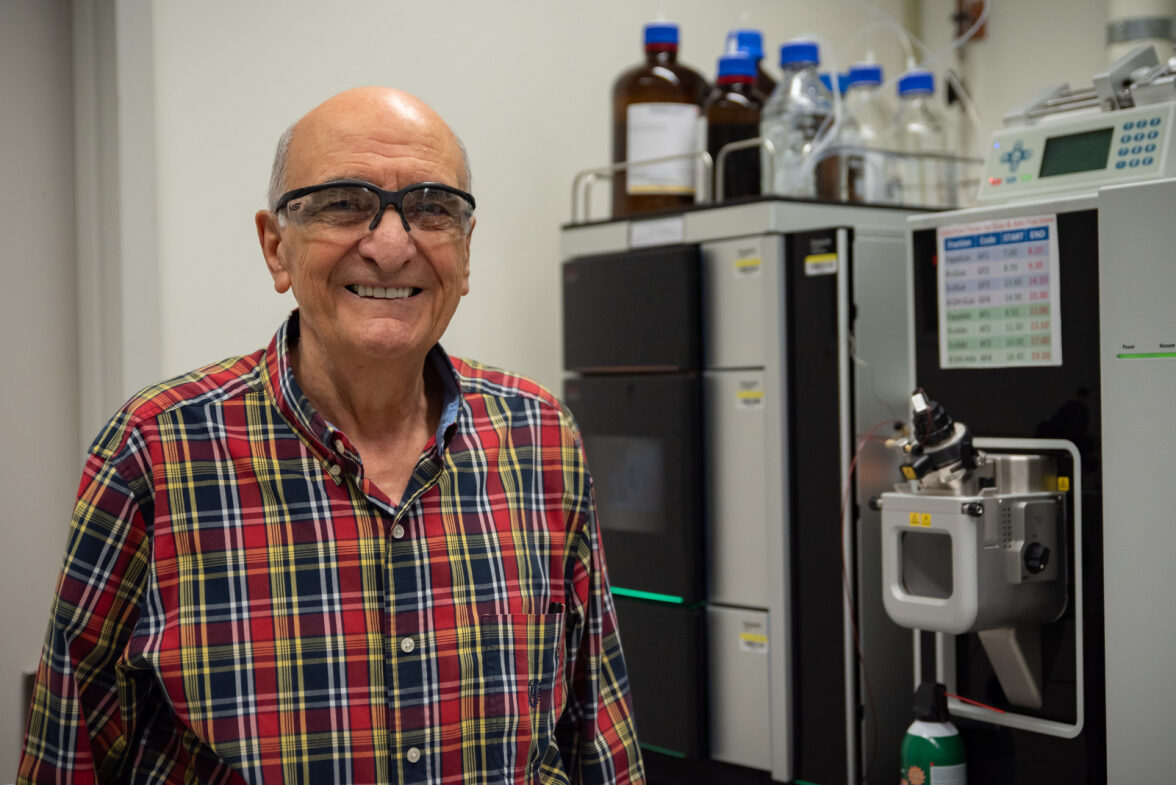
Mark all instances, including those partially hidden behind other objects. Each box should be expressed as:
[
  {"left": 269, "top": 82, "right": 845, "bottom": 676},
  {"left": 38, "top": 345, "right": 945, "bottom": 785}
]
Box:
[
  {"left": 829, "top": 0, "right": 989, "bottom": 68},
  {"left": 795, "top": 0, "right": 990, "bottom": 178},
  {"left": 943, "top": 69, "right": 985, "bottom": 150},
  {"left": 846, "top": 19, "right": 917, "bottom": 66}
]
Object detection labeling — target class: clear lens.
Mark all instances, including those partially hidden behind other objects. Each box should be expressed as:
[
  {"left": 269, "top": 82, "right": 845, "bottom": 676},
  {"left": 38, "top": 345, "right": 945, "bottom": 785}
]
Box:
[
  {"left": 402, "top": 187, "right": 470, "bottom": 232},
  {"left": 281, "top": 181, "right": 471, "bottom": 237},
  {"left": 286, "top": 186, "right": 379, "bottom": 227}
]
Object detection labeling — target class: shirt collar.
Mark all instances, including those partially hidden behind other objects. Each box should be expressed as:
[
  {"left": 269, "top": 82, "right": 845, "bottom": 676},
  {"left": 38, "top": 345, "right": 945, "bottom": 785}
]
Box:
[
  {"left": 262, "top": 311, "right": 465, "bottom": 462},
  {"left": 426, "top": 342, "right": 464, "bottom": 449}
]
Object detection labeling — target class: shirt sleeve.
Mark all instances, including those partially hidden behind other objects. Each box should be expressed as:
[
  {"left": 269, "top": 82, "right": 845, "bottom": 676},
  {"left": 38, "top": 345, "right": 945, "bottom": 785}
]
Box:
[
  {"left": 552, "top": 451, "right": 645, "bottom": 784},
  {"left": 17, "top": 432, "right": 152, "bottom": 783}
]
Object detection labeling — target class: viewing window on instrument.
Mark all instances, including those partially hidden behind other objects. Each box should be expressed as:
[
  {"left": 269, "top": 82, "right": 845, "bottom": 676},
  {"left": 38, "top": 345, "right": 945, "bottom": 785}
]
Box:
[
  {"left": 902, "top": 530, "right": 953, "bottom": 598},
  {"left": 584, "top": 435, "right": 664, "bottom": 535}
]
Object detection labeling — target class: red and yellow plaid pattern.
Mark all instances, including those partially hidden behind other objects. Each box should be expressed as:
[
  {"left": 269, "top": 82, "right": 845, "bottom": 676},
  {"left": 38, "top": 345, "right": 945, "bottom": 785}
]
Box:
[{"left": 18, "top": 314, "right": 644, "bottom": 784}]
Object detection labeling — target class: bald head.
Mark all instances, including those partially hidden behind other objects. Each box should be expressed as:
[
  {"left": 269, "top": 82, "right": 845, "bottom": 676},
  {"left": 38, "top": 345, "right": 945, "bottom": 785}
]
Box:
[{"left": 267, "top": 87, "right": 471, "bottom": 210}]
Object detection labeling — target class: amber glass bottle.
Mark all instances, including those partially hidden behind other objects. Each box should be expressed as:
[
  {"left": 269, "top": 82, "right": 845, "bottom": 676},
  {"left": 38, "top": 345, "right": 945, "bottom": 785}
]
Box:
[
  {"left": 704, "top": 51, "right": 765, "bottom": 200},
  {"left": 611, "top": 22, "right": 708, "bottom": 218}
]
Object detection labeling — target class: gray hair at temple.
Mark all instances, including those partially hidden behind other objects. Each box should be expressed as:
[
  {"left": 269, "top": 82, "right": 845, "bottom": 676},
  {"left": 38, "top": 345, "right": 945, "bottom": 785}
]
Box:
[{"left": 266, "top": 123, "right": 473, "bottom": 211}]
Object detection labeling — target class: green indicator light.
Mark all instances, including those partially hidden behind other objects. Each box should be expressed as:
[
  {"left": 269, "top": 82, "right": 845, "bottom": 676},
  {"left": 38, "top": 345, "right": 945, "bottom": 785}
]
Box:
[
  {"left": 1117, "top": 352, "right": 1176, "bottom": 359},
  {"left": 639, "top": 742, "right": 687, "bottom": 759},
  {"left": 611, "top": 586, "right": 685, "bottom": 604},
  {"left": 1021, "top": 173, "right": 1033, "bottom": 181}
]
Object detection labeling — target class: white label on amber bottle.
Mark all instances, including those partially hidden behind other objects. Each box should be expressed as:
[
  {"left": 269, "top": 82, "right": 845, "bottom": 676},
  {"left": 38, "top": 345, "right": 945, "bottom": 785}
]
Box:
[{"left": 627, "top": 102, "right": 700, "bottom": 194}]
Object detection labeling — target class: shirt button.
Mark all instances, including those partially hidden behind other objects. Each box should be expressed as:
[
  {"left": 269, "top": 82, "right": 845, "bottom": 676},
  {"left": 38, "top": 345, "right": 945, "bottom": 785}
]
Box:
[
  {"left": 328, "top": 464, "right": 342, "bottom": 478},
  {"left": 401, "top": 637, "right": 415, "bottom": 653},
  {"left": 334, "top": 438, "right": 345, "bottom": 453},
  {"left": 391, "top": 524, "right": 405, "bottom": 539},
  {"left": 406, "top": 746, "right": 421, "bottom": 763}
]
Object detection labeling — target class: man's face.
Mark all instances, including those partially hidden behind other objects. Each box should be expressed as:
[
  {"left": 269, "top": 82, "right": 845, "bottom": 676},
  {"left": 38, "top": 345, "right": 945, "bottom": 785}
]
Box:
[{"left": 257, "top": 91, "right": 474, "bottom": 370}]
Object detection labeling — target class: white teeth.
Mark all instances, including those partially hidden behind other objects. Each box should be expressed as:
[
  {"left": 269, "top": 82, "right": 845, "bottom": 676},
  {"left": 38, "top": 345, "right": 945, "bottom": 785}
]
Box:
[{"left": 351, "top": 285, "right": 413, "bottom": 299}]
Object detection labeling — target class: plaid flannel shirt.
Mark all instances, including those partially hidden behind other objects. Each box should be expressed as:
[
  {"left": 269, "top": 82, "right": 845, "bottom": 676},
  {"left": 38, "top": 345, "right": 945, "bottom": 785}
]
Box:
[{"left": 18, "top": 313, "right": 644, "bottom": 784}]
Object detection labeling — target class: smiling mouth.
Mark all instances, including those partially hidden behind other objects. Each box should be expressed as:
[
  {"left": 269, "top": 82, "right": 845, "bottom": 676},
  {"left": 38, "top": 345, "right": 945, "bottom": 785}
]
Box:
[{"left": 346, "top": 285, "right": 421, "bottom": 300}]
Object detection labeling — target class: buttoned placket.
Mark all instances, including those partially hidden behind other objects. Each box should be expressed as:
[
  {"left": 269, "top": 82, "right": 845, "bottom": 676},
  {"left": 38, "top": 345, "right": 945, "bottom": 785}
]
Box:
[
  {"left": 382, "top": 446, "right": 448, "bottom": 783},
  {"left": 318, "top": 424, "right": 435, "bottom": 782}
]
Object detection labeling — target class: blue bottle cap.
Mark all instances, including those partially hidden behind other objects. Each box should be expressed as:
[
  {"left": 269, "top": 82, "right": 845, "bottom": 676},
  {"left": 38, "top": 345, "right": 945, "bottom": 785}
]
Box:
[
  {"left": 644, "top": 22, "right": 679, "bottom": 46},
  {"left": 730, "top": 29, "right": 764, "bottom": 59},
  {"left": 717, "top": 51, "right": 757, "bottom": 79},
  {"left": 898, "top": 69, "right": 935, "bottom": 96},
  {"left": 819, "top": 72, "right": 833, "bottom": 92},
  {"left": 779, "top": 39, "right": 820, "bottom": 67},
  {"left": 837, "top": 73, "right": 850, "bottom": 95},
  {"left": 847, "top": 62, "right": 883, "bottom": 87}
]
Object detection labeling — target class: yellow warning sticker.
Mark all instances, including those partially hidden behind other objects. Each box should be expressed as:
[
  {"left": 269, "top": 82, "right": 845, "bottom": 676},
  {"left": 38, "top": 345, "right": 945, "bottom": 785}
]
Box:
[
  {"left": 909, "top": 512, "right": 920, "bottom": 527},
  {"left": 733, "top": 385, "right": 762, "bottom": 411},
  {"left": 735, "top": 257, "right": 762, "bottom": 271},
  {"left": 804, "top": 252, "right": 838, "bottom": 276},
  {"left": 1057, "top": 476, "right": 1070, "bottom": 492},
  {"left": 921, "top": 513, "right": 932, "bottom": 527},
  {"left": 739, "top": 632, "right": 769, "bottom": 654}
]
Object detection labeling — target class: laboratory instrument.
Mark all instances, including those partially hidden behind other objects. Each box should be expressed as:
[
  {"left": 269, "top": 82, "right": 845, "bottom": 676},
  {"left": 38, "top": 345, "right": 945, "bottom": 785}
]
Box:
[{"left": 883, "top": 45, "right": 1176, "bottom": 783}]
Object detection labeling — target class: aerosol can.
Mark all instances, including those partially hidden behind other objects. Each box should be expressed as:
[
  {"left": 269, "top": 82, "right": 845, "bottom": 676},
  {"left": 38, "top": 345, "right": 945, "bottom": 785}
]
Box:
[{"left": 900, "top": 682, "right": 966, "bottom": 785}]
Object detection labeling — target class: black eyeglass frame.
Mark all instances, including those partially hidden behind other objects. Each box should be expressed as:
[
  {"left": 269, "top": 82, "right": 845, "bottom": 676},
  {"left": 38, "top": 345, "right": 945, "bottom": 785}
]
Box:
[{"left": 273, "top": 178, "right": 476, "bottom": 233}]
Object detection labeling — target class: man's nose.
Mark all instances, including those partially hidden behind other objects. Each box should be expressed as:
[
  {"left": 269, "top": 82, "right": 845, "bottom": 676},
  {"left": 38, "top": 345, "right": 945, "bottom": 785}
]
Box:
[{"left": 358, "top": 203, "right": 416, "bottom": 263}]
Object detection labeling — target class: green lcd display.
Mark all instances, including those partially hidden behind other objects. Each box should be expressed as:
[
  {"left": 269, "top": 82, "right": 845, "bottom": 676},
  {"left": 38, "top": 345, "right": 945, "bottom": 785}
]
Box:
[{"left": 1038, "top": 127, "right": 1115, "bottom": 177}]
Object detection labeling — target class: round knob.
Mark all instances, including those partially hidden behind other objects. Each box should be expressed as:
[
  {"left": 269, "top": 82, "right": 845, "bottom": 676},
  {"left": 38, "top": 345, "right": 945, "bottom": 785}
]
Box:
[{"left": 1024, "top": 542, "right": 1050, "bottom": 574}]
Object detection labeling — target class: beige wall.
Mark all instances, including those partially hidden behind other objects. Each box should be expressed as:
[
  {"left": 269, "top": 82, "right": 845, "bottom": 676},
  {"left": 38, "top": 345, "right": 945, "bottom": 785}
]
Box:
[{"left": 0, "top": 0, "right": 79, "bottom": 776}]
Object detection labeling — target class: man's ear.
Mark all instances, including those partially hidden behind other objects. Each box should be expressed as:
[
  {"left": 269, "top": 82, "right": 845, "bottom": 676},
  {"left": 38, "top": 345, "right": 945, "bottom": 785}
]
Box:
[
  {"left": 256, "top": 210, "right": 292, "bottom": 294},
  {"left": 460, "top": 217, "right": 475, "bottom": 296}
]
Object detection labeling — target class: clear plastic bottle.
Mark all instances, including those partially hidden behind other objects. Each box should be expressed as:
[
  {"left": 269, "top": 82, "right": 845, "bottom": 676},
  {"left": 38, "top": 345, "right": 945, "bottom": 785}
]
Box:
[
  {"left": 843, "top": 62, "right": 892, "bottom": 203},
  {"left": 761, "top": 38, "right": 833, "bottom": 198},
  {"left": 814, "top": 71, "right": 865, "bottom": 202},
  {"left": 730, "top": 29, "right": 776, "bottom": 97},
  {"left": 890, "top": 69, "right": 947, "bottom": 207},
  {"left": 611, "top": 21, "right": 709, "bottom": 218},
  {"left": 829, "top": 83, "right": 864, "bottom": 203},
  {"left": 704, "top": 50, "right": 765, "bottom": 200}
]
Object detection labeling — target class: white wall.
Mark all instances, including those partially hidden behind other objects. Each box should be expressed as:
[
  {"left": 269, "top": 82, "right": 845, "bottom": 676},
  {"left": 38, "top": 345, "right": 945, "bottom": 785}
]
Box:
[{"left": 0, "top": 0, "right": 79, "bottom": 776}]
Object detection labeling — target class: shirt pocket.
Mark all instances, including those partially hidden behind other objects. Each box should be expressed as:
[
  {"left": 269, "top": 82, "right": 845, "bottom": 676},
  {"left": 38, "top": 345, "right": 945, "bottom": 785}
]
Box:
[{"left": 480, "top": 610, "right": 566, "bottom": 782}]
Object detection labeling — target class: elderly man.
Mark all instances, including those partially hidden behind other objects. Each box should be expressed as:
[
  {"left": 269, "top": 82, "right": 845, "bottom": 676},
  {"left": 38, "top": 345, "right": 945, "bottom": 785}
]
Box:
[{"left": 18, "top": 87, "right": 644, "bottom": 785}]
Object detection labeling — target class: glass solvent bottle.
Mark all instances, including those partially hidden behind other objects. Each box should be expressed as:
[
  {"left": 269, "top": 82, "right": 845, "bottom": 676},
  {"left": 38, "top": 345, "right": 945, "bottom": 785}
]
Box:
[{"left": 611, "top": 21, "right": 708, "bottom": 218}]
